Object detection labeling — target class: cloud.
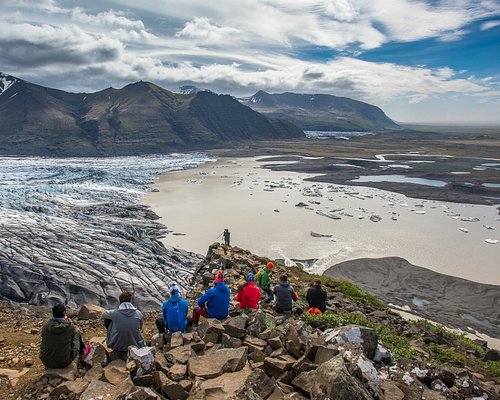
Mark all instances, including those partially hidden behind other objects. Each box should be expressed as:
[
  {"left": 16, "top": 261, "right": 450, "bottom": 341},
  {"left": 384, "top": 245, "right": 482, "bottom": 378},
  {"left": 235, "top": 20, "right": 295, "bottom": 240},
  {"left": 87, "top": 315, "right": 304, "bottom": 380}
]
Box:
[
  {"left": 480, "top": 20, "right": 500, "bottom": 30},
  {"left": 71, "top": 8, "right": 146, "bottom": 30},
  {"left": 0, "top": 21, "right": 122, "bottom": 67},
  {"left": 175, "top": 17, "right": 241, "bottom": 45}
]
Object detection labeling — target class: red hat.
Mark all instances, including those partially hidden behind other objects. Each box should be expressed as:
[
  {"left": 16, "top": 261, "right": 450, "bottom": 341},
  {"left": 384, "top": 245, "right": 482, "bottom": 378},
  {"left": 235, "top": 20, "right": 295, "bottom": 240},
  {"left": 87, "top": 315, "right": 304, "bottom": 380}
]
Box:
[
  {"left": 214, "top": 270, "right": 224, "bottom": 283},
  {"left": 266, "top": 261, "right": 275, "bottom": 270}
]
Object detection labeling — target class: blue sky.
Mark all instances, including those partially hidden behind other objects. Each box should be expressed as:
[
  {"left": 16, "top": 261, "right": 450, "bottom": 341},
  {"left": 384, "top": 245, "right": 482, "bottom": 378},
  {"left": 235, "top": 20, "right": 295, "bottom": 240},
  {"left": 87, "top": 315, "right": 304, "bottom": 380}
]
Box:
[{"left": 0, "top": 0, "right": 499, "bottom": 123}]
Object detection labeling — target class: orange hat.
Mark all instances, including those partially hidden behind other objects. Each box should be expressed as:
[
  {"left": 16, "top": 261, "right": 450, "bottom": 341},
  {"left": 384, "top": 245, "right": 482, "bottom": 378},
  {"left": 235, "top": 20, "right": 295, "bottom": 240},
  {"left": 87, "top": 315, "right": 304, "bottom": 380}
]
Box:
[
  {"left": 214, "top": 270, "right": 224, "bottom": 283},
  {"left": 266, "top": 261, "right": 275, "bottom": 270}
]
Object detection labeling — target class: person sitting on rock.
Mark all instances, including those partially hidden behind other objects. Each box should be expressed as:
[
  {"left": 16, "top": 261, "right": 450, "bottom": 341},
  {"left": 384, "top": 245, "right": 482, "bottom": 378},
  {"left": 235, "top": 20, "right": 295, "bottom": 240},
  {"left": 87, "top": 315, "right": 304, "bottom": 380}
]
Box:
[
  {"left": 192, "top": 270, "right": 230, "bottom": 327},
  {"left": 39, "top": 303, "right": 83, "bottom": 369},
  {"left": 273, "top": 275, "right": 298, "bottom": 315},
  {"left": 306, "top": 279, "right": 327, "bottom": 313},
  {"left": 156, "top": 284, "right": 189, "bottom": 334},
  {"left": 102, "top": 291, "right": 145, "bottom": 359},
  {"left": 256, "top": 261, "right": 275, "bottom": 304},
  {"left": 236, "top": 272, "right": 261, "bottom": 310}
]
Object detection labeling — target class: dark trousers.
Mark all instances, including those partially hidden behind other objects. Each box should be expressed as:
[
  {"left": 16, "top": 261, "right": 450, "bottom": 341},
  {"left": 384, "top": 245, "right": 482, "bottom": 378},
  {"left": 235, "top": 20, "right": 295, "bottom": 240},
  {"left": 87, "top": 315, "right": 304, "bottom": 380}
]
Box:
[
  {"left": 262, "top": 288, "right": 273, "bottom": 303},
  {"left": 155, "top": 317, "right": 166, "bottom": 334}
]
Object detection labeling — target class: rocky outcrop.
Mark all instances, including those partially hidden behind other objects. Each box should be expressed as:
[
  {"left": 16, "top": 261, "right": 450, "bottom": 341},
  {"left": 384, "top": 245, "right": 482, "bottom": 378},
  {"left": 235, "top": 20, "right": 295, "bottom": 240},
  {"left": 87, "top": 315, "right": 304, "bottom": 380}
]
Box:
[{"left": 0, "top": 244, "right": 498, "bottom": 400}]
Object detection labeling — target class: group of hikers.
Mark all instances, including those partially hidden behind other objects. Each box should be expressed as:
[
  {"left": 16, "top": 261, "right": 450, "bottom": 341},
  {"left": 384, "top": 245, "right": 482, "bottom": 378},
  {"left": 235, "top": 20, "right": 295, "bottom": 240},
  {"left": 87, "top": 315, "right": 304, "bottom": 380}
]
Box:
[{"left": 39, "top": 261, "right": 328, "bottom": 370}]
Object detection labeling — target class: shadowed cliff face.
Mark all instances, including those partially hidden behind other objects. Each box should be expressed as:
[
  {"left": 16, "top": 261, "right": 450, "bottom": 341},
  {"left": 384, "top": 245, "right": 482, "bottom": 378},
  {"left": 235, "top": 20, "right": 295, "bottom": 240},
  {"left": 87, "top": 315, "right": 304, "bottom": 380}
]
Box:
[
  {"left": 0, "top": 74, "right": 304, "bottom": 156},
  {"left": 242, "top": 90, "right": 400, "bottom": 131}
]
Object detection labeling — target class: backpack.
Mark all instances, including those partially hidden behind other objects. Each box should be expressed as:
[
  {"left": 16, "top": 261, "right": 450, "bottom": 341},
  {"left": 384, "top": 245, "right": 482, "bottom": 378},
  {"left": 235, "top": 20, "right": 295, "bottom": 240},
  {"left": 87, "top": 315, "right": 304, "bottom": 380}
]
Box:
[{"left": 166, "top": 300, "right": 185, "bottom": 333}]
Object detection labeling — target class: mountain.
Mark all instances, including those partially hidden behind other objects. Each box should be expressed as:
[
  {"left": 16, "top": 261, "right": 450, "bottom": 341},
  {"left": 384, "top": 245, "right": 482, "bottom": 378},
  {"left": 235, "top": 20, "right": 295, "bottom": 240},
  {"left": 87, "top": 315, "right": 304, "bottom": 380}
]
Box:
[
  {"left": 241, "top": 90, "right": 400, "bottom": 131},
  {"left": 0, "top": 73, "right": 304, "bottom": 156}
]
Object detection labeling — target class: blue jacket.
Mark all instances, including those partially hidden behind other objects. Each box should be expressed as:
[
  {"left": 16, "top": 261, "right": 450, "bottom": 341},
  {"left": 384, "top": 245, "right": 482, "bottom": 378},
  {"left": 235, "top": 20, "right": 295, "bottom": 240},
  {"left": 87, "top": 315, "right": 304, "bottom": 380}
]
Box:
[
  {"left": 162, "top": 294, "right": 189, "bottom": 332},
  {"left": 197, "top": 282, "right": 230, "bottom": 319}
]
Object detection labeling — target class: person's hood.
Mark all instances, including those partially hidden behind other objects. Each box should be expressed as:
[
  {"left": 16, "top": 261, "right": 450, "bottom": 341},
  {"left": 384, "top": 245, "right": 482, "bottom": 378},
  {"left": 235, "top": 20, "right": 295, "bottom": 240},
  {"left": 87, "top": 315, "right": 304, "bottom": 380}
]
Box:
[
  {"left": 118, "top": 302, "right": 138, "bottom": 317},
  {"left": 279, "top": 281, "right": 290, "bottom": 288},
  {"left": 46, "top": 319, "right": 73, "bottom": 335},
  {"left": 169, "top": 294, "right": 181, "bottom": 303},
  {"left": 214, "top": 282, "right": 228, "bottom": 292}
]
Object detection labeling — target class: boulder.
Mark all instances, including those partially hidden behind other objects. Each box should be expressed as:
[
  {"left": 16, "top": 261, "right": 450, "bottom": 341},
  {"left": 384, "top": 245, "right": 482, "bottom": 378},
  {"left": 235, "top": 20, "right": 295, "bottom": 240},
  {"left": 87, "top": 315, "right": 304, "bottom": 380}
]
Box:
[
  {"left": 291, "top": 355, "right": 373, "bottom": 399},
  {"left": 381, "top": 381, "right": 405, "bottom": 400},
  {"left": 153, "top": 370, "right": 187, "bottom": 400},
  {"left": 44, "top": 359, "right": 78, "bottom": 381},
  {"left": 168, "top": 363, "right": 187, "bottom": 381},
  {"left": 188, "top": 347, "right": 248, "bottom": 379},
  {"left": 166, "top": 345, "right": 196, "bottom": 364},
  {"left": 83, "top": 364, "right": 105, "bottom": 382},
  {"left": 80, "top": 380, "right": 123, "bottom": 400},
  {"left": 154, "top": 352, "right": 169, "bottom": 374},
  {"left": 170, "top": 332, "right": 183, "bottom": 349},
  {"left": 247, "top": 310, "right": 267, "bottom": 336},
  {"left": 126, "top": 387, "right": 164, "bottom": 400},
  {"left": 264, "top": 355, "right": 296, "bottom": 379},
  {"left": 128, "top": 346, "right": 155, "bottom": 376},
  {"left": 198, "top": 318, "right": 225, "bottom": 344},
  {"left": 223, "top": 315, "right": 249, "bottom": 338},
  {"left": 314, "top": 346, "right": 339, "bottom": 364},
  {"left": 77, "top": 304, "right": 106, "bottom": 320},
  {"left": 51, "top": 379, "right": 90, "bottom": 398},
  {"left": 221, "top": 333, "right": 242, "bottom": 349},
  {"left": 104, "top": 359, "right": 130, "bottom": 385},
  {"left": 324, "top": 325, "right": 378, "bottom": 359},
  {"left": 199, "top": 366, "right": 252, "bottom": 399},
  {"left": 483, "top": 349, "right": 500, "bottom": 361},
  {"left": 237, "top": 368, "right": 277, "bottom": 400},
  {"left": 373, "top": 343, "right": 392, "bottom": 363},
  {"left": 0, "top": 368, "right": 30, "bottom": 387},
  {"left": 244, "top": 336, "right": 268, "bottom": 352},
  {"left": 83, "top": 343, "right": 109, "bottom": 367},
  {"left": 267, "top": 337, "right": 283, "bottom": 351}
]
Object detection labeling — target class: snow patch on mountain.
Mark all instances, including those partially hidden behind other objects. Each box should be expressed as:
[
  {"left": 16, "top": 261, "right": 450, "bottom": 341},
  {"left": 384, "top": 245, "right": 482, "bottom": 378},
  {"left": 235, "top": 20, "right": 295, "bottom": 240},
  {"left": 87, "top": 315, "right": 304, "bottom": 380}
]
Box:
[{"left": 0, "top": 73, "right": 17, "bottom": 96}]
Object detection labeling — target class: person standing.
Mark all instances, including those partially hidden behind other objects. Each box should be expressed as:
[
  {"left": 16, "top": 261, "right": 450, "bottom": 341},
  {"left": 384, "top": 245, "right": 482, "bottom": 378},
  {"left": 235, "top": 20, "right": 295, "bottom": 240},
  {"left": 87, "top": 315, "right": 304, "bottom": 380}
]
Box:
[
  {"left": 39, "top": 303, "right": 83, "bottom": 369},
  {"left": 223, "top": 229, "right": 230, "bottom": 246},
  {"left": 256, "top": 261, "right": 275, "bottom": 303},
  {"left": 306, "top": 279, "right": 327, "bottom": 313},
  {"left": 102, "top": 291, "right": 145, "bottom": 359},
  {"left": 236, "top": 273, "right": 261, "bottom": 310},
  {"left": 273, "top": 275, "right": 298, "bottom": 314},
  {"left": 192, "top": 271, "right": 230, "bottom": 327}
]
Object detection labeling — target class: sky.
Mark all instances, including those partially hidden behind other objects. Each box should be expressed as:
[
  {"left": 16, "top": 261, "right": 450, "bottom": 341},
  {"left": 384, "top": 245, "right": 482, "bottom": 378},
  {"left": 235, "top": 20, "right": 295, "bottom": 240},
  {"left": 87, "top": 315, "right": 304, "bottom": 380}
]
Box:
[{"left": 0, "top": 0, "right": 499, "bottom": 124}]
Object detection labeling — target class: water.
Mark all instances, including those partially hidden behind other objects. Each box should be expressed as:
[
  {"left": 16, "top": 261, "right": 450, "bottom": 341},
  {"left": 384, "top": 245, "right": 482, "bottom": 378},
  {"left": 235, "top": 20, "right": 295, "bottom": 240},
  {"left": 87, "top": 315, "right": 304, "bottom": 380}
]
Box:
[
  {"left": 350, "top": 175, "right": 448, "bottom": 187},
  {"left": 305, "top": 131, "right": 376, "bottom": 140},
  {"left": 482, "top": 183, "right": 500, "bottom": 188},
  {"left": 412, "top": 297, "right": 431, "bottom": 307}
]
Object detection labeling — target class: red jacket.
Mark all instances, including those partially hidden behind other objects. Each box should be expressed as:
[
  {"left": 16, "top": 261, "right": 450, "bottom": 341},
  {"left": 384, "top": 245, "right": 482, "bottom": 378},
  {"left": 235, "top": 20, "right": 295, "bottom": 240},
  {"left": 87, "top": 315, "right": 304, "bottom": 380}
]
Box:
[{"left": 236, "top": 282, "right": 260, "bottom": 310}]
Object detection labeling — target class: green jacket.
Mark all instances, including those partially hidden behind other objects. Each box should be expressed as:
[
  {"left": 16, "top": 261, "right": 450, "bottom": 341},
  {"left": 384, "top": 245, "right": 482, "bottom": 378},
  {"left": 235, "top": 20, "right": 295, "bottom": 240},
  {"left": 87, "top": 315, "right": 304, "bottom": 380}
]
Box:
[
  {"left": 39, "top": 319, "right": 80, "bottom": 369},
  {"left": 256, "top": 267, "right": 271, "bottom": 289}
]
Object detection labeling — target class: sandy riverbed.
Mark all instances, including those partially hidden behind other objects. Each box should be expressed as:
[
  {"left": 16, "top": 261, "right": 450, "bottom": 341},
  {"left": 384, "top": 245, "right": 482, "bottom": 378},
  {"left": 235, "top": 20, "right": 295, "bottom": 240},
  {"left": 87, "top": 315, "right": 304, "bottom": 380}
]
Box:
[{"left": 142, "top": 156, "right": 499, "bottom": 285}]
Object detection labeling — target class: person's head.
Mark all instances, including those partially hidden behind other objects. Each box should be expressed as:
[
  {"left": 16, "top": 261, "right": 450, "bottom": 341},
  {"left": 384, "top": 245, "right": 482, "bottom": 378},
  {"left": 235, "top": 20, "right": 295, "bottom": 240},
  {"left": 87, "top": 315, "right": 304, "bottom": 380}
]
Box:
[
  {"left": 52, "top": 303, "right": 66, "bottom": 319},
  {"left": 279, "top": 275, "right": 288, "bottom": 283},
  {"left": 170, "top": 286, "right": 179, "bottom": 296},
  {"left": 214, "top": 270, "right": 224, "bottom": 284},
  {"left": 245, "top": 272, "right": 255, "bottom": 283},
  {"left": 119, "top": 291, "right": 133, "bottom": 304},
  {"left": 224, "top": 228, "right": 228, "bottom": 232},
  {"left": 313, "top": 279, "right": 321, "bottom": 286},
  {"left": 266, "top": 261, "right": 275, "bottom": 270}
]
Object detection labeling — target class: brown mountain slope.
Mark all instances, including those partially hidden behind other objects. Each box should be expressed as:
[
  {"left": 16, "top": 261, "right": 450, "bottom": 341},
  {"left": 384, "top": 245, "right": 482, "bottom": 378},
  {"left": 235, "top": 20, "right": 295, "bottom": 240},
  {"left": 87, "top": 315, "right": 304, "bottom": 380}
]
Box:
[{"left": 0, "top": 74, "right": 304, "bottom": 156}]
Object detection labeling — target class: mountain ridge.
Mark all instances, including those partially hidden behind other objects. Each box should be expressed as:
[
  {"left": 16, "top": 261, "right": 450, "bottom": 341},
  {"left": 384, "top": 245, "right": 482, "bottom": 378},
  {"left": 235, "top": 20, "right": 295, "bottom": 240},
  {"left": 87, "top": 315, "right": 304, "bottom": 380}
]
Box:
[
  {"left": 0, "top": 73, "right": 304, "bottom": 156},
  {"left": 241, "top": 90, "right": 400, "bottom": 131}
]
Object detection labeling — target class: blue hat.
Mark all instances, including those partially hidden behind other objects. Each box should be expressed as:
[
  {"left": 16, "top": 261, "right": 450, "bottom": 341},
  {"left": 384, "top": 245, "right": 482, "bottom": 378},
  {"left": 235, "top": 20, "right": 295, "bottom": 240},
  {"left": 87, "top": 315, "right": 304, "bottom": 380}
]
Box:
[{"left": 245, "top": 273, "right": 255, "bottom": 283}]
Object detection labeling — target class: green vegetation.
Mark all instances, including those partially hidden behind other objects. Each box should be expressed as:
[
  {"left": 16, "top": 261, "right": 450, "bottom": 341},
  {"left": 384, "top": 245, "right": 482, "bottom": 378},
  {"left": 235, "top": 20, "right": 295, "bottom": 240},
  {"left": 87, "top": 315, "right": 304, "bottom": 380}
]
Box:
[
  {"left": 301, "top": 311, "right": 418, "bottom": 359},
  {"left": 289, "top": 266, "right": 385, "bottom": 309}
]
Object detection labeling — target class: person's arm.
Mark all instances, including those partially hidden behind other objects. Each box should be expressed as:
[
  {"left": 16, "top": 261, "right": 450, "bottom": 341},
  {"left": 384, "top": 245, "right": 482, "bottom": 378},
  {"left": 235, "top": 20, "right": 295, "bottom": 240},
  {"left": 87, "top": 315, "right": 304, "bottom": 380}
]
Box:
[
  {"left": 197, "top": 288, "right": 213, "bottom": 308},
  {"left": 102, "top": 309, "right": 113, "bottom": 319},
  {"left": 292, "top": 289, "right": 298, "bottom": 302},
  {"left": 235, "top": 289, "right": 242, "bottom": 303},
  {"left": 306, "top": 288, "right": 311, "bottom": 303}
]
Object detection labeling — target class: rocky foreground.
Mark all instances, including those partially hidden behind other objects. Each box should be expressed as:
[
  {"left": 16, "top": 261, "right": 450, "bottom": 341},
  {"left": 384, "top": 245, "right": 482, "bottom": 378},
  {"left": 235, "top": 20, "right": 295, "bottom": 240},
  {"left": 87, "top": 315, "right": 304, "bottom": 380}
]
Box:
[{"left": 0, "top": 244, "right": 499, "bottom": 399}]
